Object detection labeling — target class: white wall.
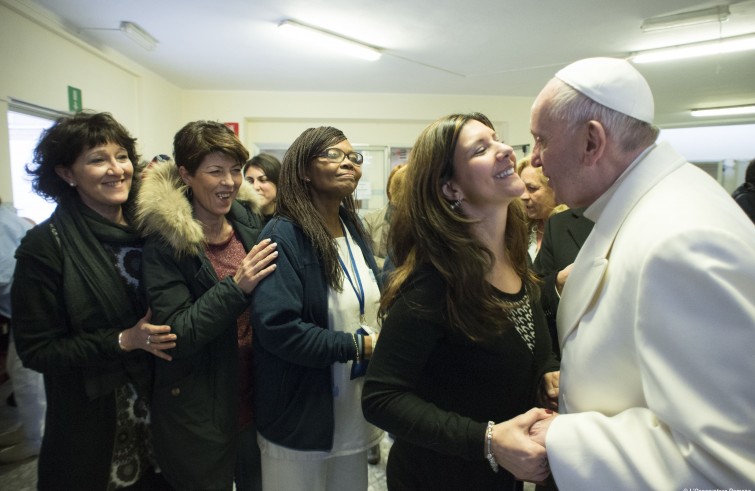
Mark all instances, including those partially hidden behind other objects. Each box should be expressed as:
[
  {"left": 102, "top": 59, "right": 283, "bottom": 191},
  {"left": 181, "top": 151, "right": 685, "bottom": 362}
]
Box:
[
  {"left": 658, "top": 124, "right": 755, "bottom": 163},
  {"left": 0, "top": 0, "right": 183, "bottom": 202},
  {"left": 10, "top": 0, "right": 751, "bottom": 209},
  {"left": 183, "top": 90, "right": 536, "bottom": 152},
  {"left": 659, "top": 124, "right": 755, "bottom": 193},
  {"left": 0, "top": 0, "right": 542, "bottom": 208}
]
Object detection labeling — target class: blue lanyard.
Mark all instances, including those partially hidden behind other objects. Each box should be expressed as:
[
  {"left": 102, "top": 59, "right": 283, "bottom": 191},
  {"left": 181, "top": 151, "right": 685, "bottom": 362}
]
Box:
[{"left": 337, "top": 221, "right": 366, "bottom": 324}]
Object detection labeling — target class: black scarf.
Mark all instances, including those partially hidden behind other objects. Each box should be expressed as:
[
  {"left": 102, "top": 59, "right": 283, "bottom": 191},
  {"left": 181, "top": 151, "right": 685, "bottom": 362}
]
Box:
[{"left": 51, "top": 196, "right": 151, "bottom": 400}]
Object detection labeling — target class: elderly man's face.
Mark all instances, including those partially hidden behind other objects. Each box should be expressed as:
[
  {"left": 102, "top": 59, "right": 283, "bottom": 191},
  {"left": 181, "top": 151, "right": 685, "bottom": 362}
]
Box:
[{"left": 530, "top": 81, "right": 590, "bottom": 208}]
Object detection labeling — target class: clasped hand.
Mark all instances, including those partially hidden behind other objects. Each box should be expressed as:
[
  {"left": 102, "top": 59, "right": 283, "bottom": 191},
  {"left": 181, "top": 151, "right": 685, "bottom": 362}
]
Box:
[
  {"left": 490, "top": 408, "right": 555, "bottom": 483},
  {"left": 491, "top": 372, "right": 559, "bottom": 484}
]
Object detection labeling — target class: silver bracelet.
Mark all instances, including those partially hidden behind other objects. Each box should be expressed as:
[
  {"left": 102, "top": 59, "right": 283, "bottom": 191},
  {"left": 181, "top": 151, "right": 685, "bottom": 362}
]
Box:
[
  {"left": 352, "top": 334, "right": 360, "bottom": 363},
  {"left": 485, "top": 421, "right": 499, "bottom": 473},
  {"left": 118, "top": 331, "right": 126, "bottom": 351}
]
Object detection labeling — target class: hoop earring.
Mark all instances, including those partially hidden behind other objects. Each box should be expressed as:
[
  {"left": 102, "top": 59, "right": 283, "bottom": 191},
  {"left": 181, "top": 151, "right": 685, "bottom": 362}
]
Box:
[{"left": 186, "top": 187, "right": 194, "bottom": 199}]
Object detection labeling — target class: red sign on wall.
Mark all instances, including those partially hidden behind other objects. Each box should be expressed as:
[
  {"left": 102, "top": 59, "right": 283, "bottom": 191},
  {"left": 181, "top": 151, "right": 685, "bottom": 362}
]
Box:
[{"left": 225, "top": 122, "right": 239, "bottom": 136}]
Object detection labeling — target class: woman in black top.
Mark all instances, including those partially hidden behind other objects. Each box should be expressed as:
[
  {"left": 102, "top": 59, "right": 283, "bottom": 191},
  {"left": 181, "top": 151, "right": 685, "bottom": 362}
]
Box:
[{"left": 362, "top": 112, "right": 559, "bottom": 491}]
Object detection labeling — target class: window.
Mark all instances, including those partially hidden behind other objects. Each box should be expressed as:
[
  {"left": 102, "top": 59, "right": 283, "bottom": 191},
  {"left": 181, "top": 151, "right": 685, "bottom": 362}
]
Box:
[{"left": 7, "top": 101, "right": 66, "bottom": 224}]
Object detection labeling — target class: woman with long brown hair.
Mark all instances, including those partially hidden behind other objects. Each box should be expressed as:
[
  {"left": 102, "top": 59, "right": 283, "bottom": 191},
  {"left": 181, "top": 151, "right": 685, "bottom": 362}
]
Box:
[{"left": 362, "top": 112, "right": 559, "bottom": 490}]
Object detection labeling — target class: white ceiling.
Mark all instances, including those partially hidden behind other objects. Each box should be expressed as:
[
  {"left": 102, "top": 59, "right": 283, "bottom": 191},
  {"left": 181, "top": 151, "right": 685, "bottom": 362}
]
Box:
[{"left": 23, "top": 0, "right": 755, "bottom": 127}]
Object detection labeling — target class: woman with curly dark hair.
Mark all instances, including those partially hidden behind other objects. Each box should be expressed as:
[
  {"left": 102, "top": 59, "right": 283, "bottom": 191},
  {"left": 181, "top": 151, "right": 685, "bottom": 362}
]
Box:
[{"left": 12, "top": 111, "right": 175, "bottom": 490}]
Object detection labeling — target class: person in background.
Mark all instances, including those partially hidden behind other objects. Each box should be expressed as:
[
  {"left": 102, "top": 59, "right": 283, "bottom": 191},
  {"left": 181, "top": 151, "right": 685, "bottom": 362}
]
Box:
[
  {"left": 361, "top": 163, "right": 408, "bottom": 464},
  {"left": 363, "top": 163, "right": 407, "bottom": 269},
  {"left": 362, "top": 112, "right": 559, "bottom": 491},
  {"left": 380, "top": 164, "right": 407, "bottom": 283},
  {"left": 244, "top": 153, "right": 281, "bottom": 226},
  {"left": 0, "top": 197, "right": 44, "bottom": 464},
  {"left": 12, "top": 111, "right": 175, "bottom": 490},
  {"left": 526, "top": 57, "right": 755, "bottom": 488},
  {"left": 516, "top": 156, "right": 565, "bottom": 261},
  {"left": 732, "top": 157, "right": 755, "bottom": 223},
  {"left": 139, "top": 153, "right": 173, "bottom": 179},
  {"left": 250, "top": 126, "right": 383, "bottom": 491},
  {"left": 136, "top": 120, "right": 277, "bottom": 491},
  {"left": 532, "top": 207, "right": 593, "bottom": 358}
]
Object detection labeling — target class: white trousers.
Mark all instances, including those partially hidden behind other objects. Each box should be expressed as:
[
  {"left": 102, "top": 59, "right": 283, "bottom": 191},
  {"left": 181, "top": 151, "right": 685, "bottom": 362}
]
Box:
[{"left": 258, "top": 440, "right": 367, "bottom": 491}]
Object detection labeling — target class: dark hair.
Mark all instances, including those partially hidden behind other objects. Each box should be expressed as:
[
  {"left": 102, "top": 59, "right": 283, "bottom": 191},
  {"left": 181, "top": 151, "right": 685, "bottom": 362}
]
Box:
[
  {"left": 277, "top": 126, "right": 366, "bottom": 291},
  {"left": 245, "top": 153, "right": 282, "bottom": 187},
  {"left": 746, "top": 159, "right": 755, "bottom": 185},
  {"left": 381, "top": 113, "right": 538, "bottom": 342},
  {"left": 385, "top": 163, "right": 406, "bottom": 202},
  {"left": 173, "top": 121, "right": 249, "bottom": 175},
  {"left": 27, "top": 112, "right": 139, "bottom": 203}
]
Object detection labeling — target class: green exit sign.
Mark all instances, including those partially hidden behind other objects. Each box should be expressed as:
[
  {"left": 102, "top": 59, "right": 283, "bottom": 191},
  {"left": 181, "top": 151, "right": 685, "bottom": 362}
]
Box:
[{"left": 68, "top": 86, "right": 82, "bottom": 112}]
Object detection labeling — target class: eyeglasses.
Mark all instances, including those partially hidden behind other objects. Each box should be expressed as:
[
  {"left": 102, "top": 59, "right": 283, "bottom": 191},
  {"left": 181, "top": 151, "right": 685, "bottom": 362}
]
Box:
[{"left": 317, "top": 148, "right": 364, "bottom": 165}]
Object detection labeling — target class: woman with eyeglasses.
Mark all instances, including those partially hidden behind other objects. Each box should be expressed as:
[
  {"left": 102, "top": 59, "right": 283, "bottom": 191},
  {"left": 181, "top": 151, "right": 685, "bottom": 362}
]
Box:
[{"left": 250, "top": 126, "right": 384, "bottom": 491}]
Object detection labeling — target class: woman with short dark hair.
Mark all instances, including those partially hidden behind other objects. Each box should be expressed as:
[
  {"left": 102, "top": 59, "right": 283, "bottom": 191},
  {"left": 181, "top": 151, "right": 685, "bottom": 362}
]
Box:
[{"left": 136, "top": 120, "right": 277, "bottom": 490}]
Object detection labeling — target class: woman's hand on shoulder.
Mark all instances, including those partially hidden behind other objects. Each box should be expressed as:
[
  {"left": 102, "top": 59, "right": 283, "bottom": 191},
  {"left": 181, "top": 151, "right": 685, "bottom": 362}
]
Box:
[
  {"left": 234, "top": 238, "right": 278, "bottom": 294},
  {"left": 119, "top": 308, "right": 176, "bottom": 361}
]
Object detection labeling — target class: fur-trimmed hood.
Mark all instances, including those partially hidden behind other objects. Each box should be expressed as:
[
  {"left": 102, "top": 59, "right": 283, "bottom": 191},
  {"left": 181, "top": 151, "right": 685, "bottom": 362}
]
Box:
[{"left": 134, "top": 161, "right": 261, "bottom": 257}]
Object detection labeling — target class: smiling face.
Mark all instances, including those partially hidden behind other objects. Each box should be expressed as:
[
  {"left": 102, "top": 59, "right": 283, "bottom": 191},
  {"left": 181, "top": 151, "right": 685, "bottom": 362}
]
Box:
[
  {"left": 245, "top": 165, "right": 277, "bottom": 214},
  {"left": 306, "top": 139, "right": 362, "bottom": 203},
  {"left": 520, "top": 165, "right": 557, "bottom": 220},
  {"left": 180, "top": 151, "right": 242, "bottom": 224},
  {"left": 55, "top": 141, "right": 133, "bottom": 222},
  {"left": 443, "top": 119, "right": 524, "bottom": 216}
]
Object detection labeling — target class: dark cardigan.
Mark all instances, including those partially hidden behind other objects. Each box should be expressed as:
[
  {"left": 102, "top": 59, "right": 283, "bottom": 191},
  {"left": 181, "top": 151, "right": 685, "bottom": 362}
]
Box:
[
  {"left": 362, "top": 263, "right": 559, "bottom": 490},
  {"left": 250, "top": 210, "right": 380, "bottom": 451}
]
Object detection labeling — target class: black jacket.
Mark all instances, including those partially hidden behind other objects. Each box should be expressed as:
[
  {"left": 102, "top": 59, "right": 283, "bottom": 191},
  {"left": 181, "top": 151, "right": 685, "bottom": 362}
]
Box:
[
  {"left": 732, "top": 182, "right": 755, "bottom": 224},
  {"left": 13, "top": 203, "right": 151, "bottom": 491},
  {"left": 137, "top": 162, "right": 263, "bottom": 490},
  {"left": 533, "top": 208, "right": 594, "bottom": 357}
]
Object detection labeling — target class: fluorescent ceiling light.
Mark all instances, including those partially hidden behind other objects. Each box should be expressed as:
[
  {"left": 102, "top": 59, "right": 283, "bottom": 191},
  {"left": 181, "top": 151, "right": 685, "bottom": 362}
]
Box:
[
  {"left": 691, "top": 105, "right": 755, "bottom": 117},
  {"left": 120, "top": 21, "right": 158, "bottom": 51},
  {"left": 641, "top": 6, "right": 729, "bottom": 32},
  {"left": 278, "top": 19, "right": 381, "bottom": 61},
  {"left": 630, "top": 33, "right": 755, "bottom": 63}
]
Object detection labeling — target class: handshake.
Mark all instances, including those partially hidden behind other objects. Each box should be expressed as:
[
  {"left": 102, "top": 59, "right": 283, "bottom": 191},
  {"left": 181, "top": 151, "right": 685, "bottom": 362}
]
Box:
[{"left": 488, "top": 370, "right": 559, "bottom": 484}]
